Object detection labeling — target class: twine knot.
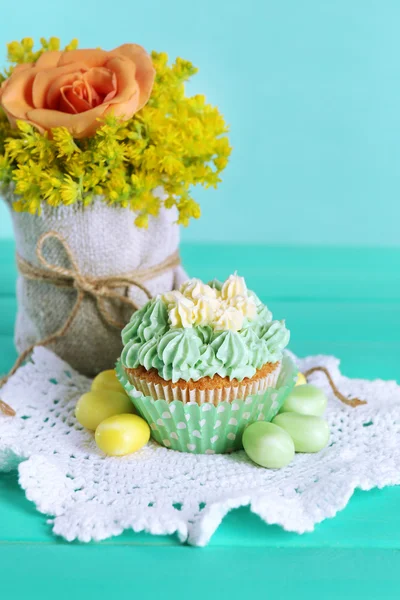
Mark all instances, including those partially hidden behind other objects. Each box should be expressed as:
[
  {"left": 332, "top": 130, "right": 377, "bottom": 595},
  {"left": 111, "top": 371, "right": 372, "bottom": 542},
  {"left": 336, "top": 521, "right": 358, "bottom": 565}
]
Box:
[
  {"left": 72, "top": 274, "right": 113, "bottom": 300},
  {"left": 15, "top": 230, "right": 180, "bottom": 330},
  {"left": 73, "top": 274, "right": 98, "bottom": 295}
]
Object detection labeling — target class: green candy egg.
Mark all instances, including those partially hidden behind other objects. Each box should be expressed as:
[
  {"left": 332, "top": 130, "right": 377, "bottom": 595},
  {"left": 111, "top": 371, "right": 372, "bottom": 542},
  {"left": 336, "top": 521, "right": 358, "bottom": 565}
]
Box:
[
  {"left": 242, "top": 421, "right": 295, "bottom": 469},
  {"left": 272, "top": 412, "right": 330, "bottom": 453},
  {"left": 279, "top": 384, "right": 327, "bottom": 417}
]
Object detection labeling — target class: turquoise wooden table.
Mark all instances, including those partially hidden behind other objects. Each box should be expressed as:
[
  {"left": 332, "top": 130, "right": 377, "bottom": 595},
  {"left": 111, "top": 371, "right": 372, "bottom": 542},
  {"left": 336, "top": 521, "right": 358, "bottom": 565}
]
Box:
[{"left": 1, "top": 241, "right": 400, "bottom": 599}]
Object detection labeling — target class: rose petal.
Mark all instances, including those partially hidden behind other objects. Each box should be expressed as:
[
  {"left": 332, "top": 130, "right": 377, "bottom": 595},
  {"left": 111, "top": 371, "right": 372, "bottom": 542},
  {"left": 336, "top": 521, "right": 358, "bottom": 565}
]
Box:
[
  {"left": 103, "top": 57, "right": 137, "bottom": 102},
  {"left": 72, "top": 79, "right": 101, "bottom": 108},
  {"left": 103, "top": 56, "right": 141, "bottom": 117},
  {"left": 12, "top": 63, "right": 33, "bottom": 75},
  {"left": 58, "top": 48, "right": 108, "bottom": 69},
  {"left": 60, "top": 86, "right": 93, "bottom": 114},
  {"left": 109, "top": 44, "right": 155, "bottom": 109},
  {"left": 32, "top": 62, "right": 87, "bottom": 109},
  {"left": 45, "top": 71, "right": 84, "bottom": 110},
  {"left": 0, "top": 67, "right": 39, "bottom": 122},
  {"left": 27, "top": 104, "right": 108, "bottom": 138},
  {"left": 35, "top": 51, "right": 63, "bottom": 69},
  {"left": 106, "top": 90, "right": 140, "bottom": 120},
  {"left": 58, "top": 87, "right": 78, "bottom": 114},
  {"left": 84, "top": 67, "right": 116, "bottom": 101}
]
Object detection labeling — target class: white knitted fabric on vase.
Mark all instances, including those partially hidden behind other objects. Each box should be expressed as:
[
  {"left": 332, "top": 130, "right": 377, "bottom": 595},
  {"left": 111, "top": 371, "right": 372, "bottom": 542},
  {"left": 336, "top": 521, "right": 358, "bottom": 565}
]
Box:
[{"left": 0, "top": 347, "right": 399, "bottom": 546}]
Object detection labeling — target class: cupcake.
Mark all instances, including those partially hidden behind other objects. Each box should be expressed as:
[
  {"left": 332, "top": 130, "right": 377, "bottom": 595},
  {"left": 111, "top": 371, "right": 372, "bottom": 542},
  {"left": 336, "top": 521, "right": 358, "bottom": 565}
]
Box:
[{"left": 117, "top": 274, "right": 297, "bottom": 454}]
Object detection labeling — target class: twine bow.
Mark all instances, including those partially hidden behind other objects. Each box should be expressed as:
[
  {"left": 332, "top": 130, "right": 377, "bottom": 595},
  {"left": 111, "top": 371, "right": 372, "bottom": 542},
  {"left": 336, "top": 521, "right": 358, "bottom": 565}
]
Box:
[
  {"left": 0, "top": 231, "right": 181, "bottom": 415},
  {"left": 19, "top": 230, "right": 163, "bottom": 330}
]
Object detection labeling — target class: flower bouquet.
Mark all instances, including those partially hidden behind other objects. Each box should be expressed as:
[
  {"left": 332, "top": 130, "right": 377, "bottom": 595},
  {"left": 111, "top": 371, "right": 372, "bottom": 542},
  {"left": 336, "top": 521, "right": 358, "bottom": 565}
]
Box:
[{"left": 0, "top": 38, "right": 231, "bottom": 376}]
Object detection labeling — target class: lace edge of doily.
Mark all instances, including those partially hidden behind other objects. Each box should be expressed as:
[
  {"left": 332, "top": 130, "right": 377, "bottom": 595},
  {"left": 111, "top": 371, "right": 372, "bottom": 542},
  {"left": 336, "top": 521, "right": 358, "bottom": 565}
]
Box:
[{"left": 7, "top": 453, "right": 400, "bottom": 546}]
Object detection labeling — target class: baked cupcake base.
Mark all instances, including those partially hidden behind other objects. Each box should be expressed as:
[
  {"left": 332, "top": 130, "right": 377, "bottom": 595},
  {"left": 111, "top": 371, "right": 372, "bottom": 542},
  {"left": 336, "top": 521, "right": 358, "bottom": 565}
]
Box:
[
  {"left": 117, "top": 355, "right": 297, "bottom": 454},
  {"left": 125, "top": 361, "right": 281, "bottom": 405}
]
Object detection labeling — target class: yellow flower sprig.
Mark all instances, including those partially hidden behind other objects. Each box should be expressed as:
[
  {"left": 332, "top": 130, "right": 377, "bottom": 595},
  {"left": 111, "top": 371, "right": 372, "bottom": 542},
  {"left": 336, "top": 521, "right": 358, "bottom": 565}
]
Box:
[
  {"left": 4, "top": 37, "right": 78, "bottom": 77},
  {"left": 0, "top": 39, "right": 231, "bottom": 227}
]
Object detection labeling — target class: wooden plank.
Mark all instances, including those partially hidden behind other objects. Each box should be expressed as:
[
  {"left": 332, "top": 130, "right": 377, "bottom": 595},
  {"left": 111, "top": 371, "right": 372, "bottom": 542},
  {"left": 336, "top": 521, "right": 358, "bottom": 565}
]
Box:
[
  {"left": 1, "top": 240, "right": 400, "bottom": 301},
  {"left": 0, "top": 299, "right": 16, "bottom": 334},
  {"left": 1, "top": 544, "right": 399, "bottom": 600},
  {"left": 0, "top": 240, "right": 16, "bottom": 296},
  {"left": 0, "top": 334, "right": 16, "bottom": 369},
  {"left": 0, "top": 297, "right": 399, "bottom": 341},
  {"left": 181, "top": 243, "right": 400, "bottom": 302}
]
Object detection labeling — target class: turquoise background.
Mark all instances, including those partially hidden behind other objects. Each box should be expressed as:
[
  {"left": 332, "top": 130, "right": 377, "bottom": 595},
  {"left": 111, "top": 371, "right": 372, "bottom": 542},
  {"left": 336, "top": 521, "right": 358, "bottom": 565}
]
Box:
[{"left": 0, "top": 0, "right": 399, "bottom": 245}]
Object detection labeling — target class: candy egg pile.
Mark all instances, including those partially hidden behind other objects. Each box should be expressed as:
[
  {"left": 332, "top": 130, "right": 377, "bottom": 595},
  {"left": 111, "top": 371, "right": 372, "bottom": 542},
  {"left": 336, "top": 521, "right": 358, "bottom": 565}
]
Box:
[
  {"left": 242, "top": 372, "right": 330, "bottom": 469},
  {"left": 75, "top": 390, "right": 135, "bottom": 431},
  {"left": 243, "top": 422, "right": 295, "bottom": 469},
  {"left": 96, "top": 414, "right": 150, "bottom": 456},
  {"left": 279, "top": 383, "right": 327, "bottom": 417},
  {"left": 75, "top": 369, "right": 150, "bottom": 456}
]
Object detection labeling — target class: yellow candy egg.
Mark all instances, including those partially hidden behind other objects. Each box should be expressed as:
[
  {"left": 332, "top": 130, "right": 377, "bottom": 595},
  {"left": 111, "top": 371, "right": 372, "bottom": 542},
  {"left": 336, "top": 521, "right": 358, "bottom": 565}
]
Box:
[
  {"left": 75, "top": 390, "right": 135, "bottom": 431},
  {"left": 95, "top": 414, "right": 150, "bottom": 456},
  {"left": 92, "top": 369, "right": 126, "bottom": 395},
  {"left": 296, "top": 372, "right": 307, "bottom": 386}
]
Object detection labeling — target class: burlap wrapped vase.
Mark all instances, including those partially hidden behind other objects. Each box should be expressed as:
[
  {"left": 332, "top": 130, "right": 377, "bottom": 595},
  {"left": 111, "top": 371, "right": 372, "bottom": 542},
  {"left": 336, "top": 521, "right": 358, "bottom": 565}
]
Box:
[{"left": 5, "top": 189, "right": 187, "bottom": 376}]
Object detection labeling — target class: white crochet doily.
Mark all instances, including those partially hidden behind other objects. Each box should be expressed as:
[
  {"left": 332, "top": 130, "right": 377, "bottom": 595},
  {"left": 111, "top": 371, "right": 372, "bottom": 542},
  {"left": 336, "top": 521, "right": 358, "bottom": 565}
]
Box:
[{"left": 0, "top": 347, "right": 399, "bottom": 546}]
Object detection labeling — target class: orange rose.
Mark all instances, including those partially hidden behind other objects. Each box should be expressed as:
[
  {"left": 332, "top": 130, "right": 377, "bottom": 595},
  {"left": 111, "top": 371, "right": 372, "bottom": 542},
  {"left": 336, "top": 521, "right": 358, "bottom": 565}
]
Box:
[{"left": 0, "top": 44, "right": 155, "bottom": 138}]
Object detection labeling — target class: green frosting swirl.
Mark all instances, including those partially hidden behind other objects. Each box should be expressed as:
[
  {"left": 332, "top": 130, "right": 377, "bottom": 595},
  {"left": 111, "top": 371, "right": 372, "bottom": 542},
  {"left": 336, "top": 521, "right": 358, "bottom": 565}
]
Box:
[
  {"left": 239, "top": 328, "right": 270, "bottom": 370},
  {"left": 121, "top": 291, "right": 290, "bottom": 383},
  {"left": 262, "top": 320, "right": 291, "bottom": 362},
  {"left": 157, "top": 328, "right": 202, "bottom": 380},
  {"left": 210, "top": 331, "right": 254, "bottom": 379},
  {"left": 121, "top": 297, "right": 168, "bottom": 345}
]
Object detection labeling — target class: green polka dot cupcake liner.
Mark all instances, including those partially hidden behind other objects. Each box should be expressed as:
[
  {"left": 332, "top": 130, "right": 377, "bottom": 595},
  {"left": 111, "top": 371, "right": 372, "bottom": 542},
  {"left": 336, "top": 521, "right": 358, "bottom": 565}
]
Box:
[{"left": 116, "top": 355, "right": 298, "bottom": 454}]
